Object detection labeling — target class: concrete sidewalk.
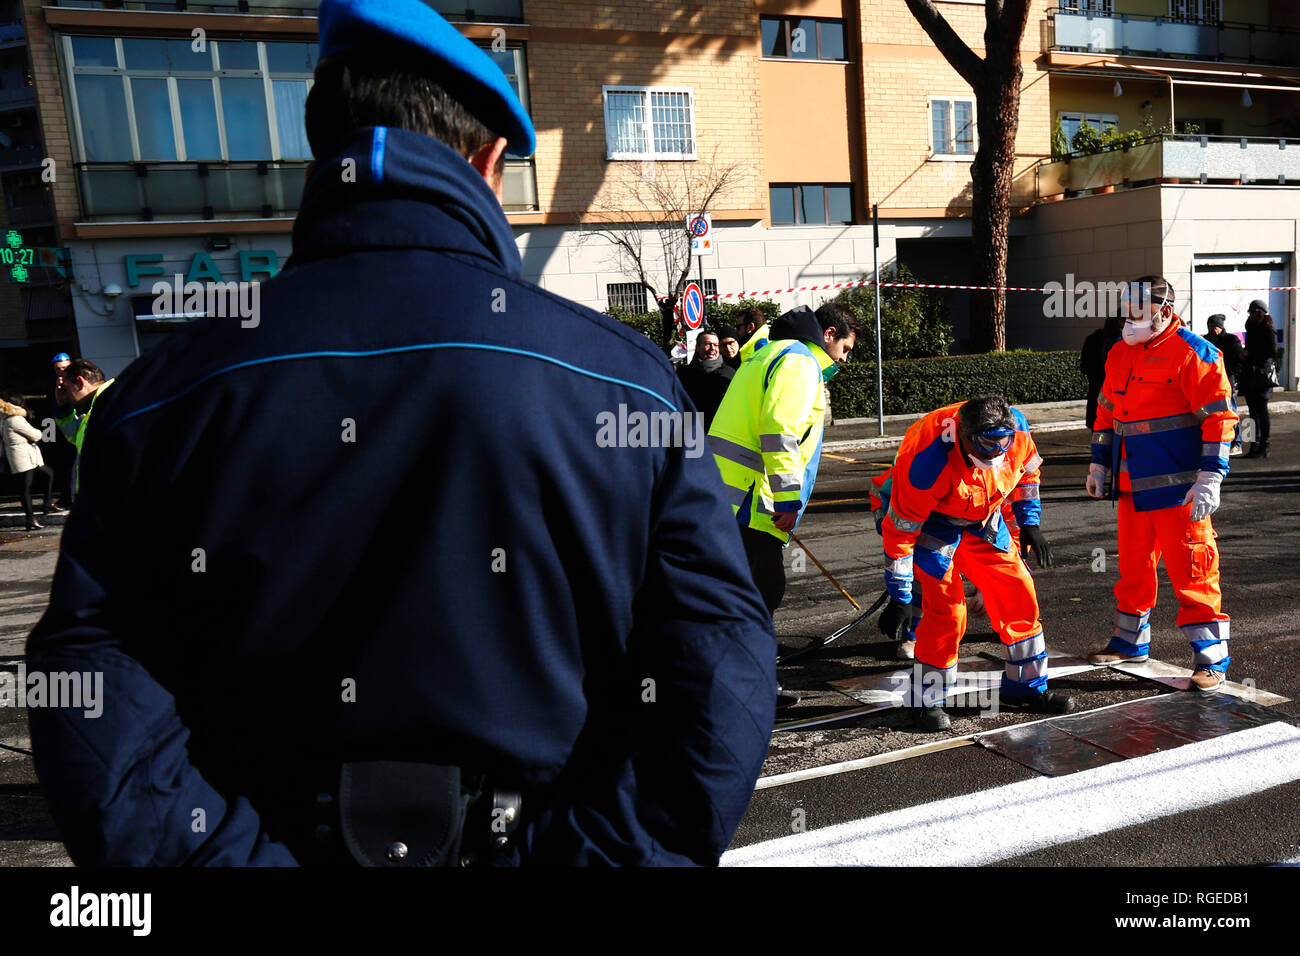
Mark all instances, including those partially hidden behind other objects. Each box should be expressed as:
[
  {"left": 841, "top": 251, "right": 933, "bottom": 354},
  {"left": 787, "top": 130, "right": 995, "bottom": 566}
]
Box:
[{"left": 826, "top": 390, "right": 1300, "bottom": 452}]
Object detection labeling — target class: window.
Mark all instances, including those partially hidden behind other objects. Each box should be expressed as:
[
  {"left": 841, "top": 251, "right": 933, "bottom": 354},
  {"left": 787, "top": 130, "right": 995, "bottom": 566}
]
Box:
[
  {"left": 1058, "top": 111, "right": 1119, "bottom": 147},
  {"left": 930, "top": 97, "right": 976, "bottom": 157},
  {"left": 769, "top": 184, "right": 853, "bottom": 225},
  {"left": 1059, "top": 1, "right": 1113, "bottom": 13},
  {"left": 475, "top": 42, "right": 536, "bottom": 210},
  {"left": 700, "top": 279, "right": 717, "bottom": 300},
  {"left": 1169, "top": 1, "right": 1220, "bottom": 24},
  {"left": 65, "top": 36, "right": 319, "bottom": 163},
  {"left": 603, "top": 87, "right": 696, "bottom": 160},
  {"left": 607, "top": 282, "right": 649, "bottom": 313},
  {"left": 760, "top": 17, "right": 847, "bottom": 61}
]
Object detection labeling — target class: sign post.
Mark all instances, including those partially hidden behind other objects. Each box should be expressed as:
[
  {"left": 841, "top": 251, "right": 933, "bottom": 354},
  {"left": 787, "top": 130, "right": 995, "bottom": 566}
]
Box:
[{"left": 873, "top": 203, "right": 884, "bottom": 438}]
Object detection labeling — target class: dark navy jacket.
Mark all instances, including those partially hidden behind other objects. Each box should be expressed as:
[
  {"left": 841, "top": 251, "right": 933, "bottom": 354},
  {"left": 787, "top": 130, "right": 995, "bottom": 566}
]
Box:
[{"left": 26, "top": 127, "right": 776, "bottom": 866}]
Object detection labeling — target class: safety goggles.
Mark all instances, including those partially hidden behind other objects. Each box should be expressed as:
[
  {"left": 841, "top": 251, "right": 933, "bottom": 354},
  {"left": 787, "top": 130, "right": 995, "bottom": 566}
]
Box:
[
  {"left": 1119, "top": 282, "right": 1170, "bottom": 319},
  {"left": 969, "top": 427, "right": 1015, "bottom": 457}
]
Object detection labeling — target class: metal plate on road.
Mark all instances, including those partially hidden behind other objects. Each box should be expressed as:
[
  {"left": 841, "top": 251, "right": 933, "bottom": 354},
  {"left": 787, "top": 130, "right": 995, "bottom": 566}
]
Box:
[{"left": 975, "top": 691, "right": 1293, "bottom": 776}]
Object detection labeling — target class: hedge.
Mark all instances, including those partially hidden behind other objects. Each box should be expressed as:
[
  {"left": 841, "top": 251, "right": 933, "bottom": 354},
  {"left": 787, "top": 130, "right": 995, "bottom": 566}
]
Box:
[{"left": 829, "top": 350, "right": 1088, "bottom": 418}]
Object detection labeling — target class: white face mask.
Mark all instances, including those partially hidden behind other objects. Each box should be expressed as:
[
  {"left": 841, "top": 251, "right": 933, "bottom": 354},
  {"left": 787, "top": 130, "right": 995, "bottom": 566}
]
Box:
[
  {"left": 1121, "top": 282, "right": 1172, "bottom": 346},
  {"left": 968, "top": 452, "right": 1005, "bottom": 471}
]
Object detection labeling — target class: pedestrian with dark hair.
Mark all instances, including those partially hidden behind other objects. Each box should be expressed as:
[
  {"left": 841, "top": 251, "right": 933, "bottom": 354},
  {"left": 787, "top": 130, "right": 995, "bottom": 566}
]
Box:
[
  {"left": 27, "top": 0, "right": 775, "bottom": 868},
  {"left": 56, "top": 359, "right": 114, "bottom": 496},
  {"left": 1204, "top": 314, "right": 1244, "bottom": 456},
  {"left": 734, "top": 305, "right": 770, "bottom": 363},
  {"left": 1080, "top": 314, "right": 1122, "bottom": 431},
  {"left": 1, "top": 392, "right": 61, "bottom": 531},
  {"left": 716, "top": 327, "right": 741, "bottom": 369},
  {"left": 1240, "top": 300, "right": 1279, "bottom": 458}
]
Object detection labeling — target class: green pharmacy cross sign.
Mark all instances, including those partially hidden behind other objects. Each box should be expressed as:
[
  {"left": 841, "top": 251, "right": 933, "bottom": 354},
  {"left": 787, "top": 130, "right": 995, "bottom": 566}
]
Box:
[{"left": 3, "top": 230, "right": 68, "bottom": 283}]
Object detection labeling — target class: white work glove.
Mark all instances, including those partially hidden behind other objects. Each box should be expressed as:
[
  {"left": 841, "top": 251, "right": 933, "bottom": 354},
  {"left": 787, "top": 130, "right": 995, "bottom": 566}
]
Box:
[
  {"left": 1182, "top": 471, "right": 1223, "bottom": 522},
  {"left": 1085, "top": 463, "right": 1109, "bottom": 499}
]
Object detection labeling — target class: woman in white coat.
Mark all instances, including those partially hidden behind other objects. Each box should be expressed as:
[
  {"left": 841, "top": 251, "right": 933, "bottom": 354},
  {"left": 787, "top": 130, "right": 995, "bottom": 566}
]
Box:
[{"left": 2, "top": 392, "right": 61, "bottom": 530}]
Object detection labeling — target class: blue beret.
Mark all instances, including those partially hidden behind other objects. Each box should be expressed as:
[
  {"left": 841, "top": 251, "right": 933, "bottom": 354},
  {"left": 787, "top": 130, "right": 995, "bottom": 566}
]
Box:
[{"left": 317, "top": 0, "right": 536, "bottom": 157}]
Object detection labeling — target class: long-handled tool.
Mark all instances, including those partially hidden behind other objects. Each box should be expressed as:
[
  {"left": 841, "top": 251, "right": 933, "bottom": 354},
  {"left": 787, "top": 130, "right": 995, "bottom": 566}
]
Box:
[
  {"left": 788, "top": 531, "right": 859, "bottom": 610},
  {"left": 776, "top": 589, "right": 889, "bottom": 665}
]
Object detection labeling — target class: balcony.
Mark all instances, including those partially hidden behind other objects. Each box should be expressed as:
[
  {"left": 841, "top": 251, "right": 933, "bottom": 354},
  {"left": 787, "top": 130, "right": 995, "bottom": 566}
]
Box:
[
  {"left": 46, "top": 1, "right": 322, "bottom": 14},
  {"left": 76, "top": 160, "right": 309, "bottom": 221},
  {"left": 0, "top": 86, "right": 35, "bottom": 111},
  {"left": 1050, "top": 8, "right": 1300, "bottom": 68},
  {"left": 0, "top": 22, "right": 25, "bottom": 48},
  {"left": 0, "top": 144, "right": 44, "bottom": 171},
  {"left": 1037, "top": 134, "right": 1300, "bottom": 199},
  {"left": 4, "top": 201, "right": 55, "bottom": 228}
]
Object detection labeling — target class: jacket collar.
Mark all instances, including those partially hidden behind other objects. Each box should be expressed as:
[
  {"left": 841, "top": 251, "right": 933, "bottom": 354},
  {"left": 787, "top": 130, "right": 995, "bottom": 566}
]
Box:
[{"left": 290, "top": 126, "right": 521, "bottom": 277}]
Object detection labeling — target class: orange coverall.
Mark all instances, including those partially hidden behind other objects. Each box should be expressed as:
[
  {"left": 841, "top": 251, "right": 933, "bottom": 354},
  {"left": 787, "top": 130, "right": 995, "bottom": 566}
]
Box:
[
  {"left": 1090, "top": 318, "right": 1237, "bottom": 670},
  {"left": 874, "top": 403, "right": 1046, "bottom": 704}
]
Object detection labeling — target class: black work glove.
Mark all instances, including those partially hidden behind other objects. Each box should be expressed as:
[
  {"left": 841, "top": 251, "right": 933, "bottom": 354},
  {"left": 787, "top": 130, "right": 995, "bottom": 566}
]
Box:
[
  {"left": 879, "top": 600, "right": 915, "bottom": 640},
  {"left": 1019, "top": 525, "right": 1054, "bottom": 568}
]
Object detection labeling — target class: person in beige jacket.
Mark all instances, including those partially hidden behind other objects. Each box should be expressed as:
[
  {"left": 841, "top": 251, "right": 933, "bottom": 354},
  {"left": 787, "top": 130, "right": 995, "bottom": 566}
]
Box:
[{"left": 1, "top": 392, "right": 61, "bottom": 530}]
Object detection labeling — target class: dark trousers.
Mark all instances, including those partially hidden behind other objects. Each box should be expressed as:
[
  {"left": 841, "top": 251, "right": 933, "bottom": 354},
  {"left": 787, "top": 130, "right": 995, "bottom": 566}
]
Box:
[
  {"left": 740, "top": 525, "right": 786, "bottom": 616},
  {"left": 1243, "top": 388, "right": 1271, "bottom": 445},
  {"left": 19, "top": 465, "right": 54, "bottom": 526}
]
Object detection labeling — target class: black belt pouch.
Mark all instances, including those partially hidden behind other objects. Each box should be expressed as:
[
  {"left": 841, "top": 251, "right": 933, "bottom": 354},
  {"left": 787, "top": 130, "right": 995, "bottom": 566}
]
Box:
[{"left": 338, "top": 761, "right": 470, "bottom": 867}]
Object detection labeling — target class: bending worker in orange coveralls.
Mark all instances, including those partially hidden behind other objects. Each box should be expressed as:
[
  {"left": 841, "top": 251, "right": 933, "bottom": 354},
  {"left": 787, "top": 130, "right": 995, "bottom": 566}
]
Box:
[
  {"left": 1086, "top": 276, "right": 1237, "bottom": 692},
  {"left": 874, "top": 394, "right": 1068, "bottom": 731}
]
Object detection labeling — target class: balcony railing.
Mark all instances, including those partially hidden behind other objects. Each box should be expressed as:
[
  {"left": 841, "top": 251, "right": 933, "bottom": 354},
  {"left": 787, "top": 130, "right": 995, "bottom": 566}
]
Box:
[
  {"left": 0, "top": 144, "right": 44, "bottom": 170},
  {"left": 77, "top": 158, "right": 538, "bottom": 220},
  {"left": 1051, "top": 8, "right": 1300, "bottom": 67},
  {"left": 0, "top": 22, "right": 26, "bottom": 46},
  {"left": 47, "top": 1, "right": 322, "bottom": 15},
  {"left": 1037, "top": 134, "right": 1300, "bottom": 199},
  {"left": 76, "top": 160, "right": 309, "bottom": 221},
  {"left": 0, "top": 87, "right": 35, "bottom": 109}
]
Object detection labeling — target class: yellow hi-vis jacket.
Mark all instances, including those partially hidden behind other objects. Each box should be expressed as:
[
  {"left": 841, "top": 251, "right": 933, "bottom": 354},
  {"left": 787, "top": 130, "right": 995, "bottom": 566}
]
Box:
[
  {"left": 708, "top": 338, "right": 834, "bottom": 543},
  {"left": 737, "top": 322, "right": 770, "bottom": 364},
  {"left": 72, "top": 379, "right": 115, "bottom": 494}
]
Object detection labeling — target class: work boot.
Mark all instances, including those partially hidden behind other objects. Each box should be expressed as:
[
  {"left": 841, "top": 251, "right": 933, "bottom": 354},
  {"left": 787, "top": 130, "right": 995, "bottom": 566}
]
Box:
[
  {"left": 896, "top": 639, "right": 916, "bottom": 661},
  {"left": 1000, "top": 689, "right": 1074, "bottom": 714},
  {"left": 1190, "top": 669, "right": 1226, "bottom": 693},
  {"left": 776, "top": 685, "right": 800, "bottom": 709},
  {"left": 913, "top": 705, "right": 950, "bottom": 732},
  {"left": 1088, "top": 645, "right": 1148, "bottom": 665}
]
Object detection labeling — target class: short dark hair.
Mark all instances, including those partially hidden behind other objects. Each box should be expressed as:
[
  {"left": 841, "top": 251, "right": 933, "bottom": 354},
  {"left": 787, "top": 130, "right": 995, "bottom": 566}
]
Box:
[
  {"left": 304, "top": 52, "right": 502, "bottom": 162},
  {"left": 66, "top": 359, "right": 105, "bottom": 386},
  {"left": 1, "top": 391, "right": 26, "bottom": 410},
  {"left": 959, "top": 394, "right": 1015, "bottom": 437},
  {"left": 816, "top": 302, "right": 859, "bottom": 341},
  {"left": 735, "top": 306, "right": 766, "bottom": 334}
]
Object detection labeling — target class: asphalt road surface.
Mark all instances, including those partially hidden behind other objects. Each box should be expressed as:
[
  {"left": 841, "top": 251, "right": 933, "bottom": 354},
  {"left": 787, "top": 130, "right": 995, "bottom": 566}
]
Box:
[
  {"left": 730, "top": 415, "right": 1300, "bottom": 867},
  {"left": 1, "top": 417, "right": 1297, "bottom": 869}
]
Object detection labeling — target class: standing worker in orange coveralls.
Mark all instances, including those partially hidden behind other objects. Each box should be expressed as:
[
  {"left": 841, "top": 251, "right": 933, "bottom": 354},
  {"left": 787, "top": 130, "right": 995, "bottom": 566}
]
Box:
[{"left": 1086, "top": 276, "right": 1238, "bottom": 692}]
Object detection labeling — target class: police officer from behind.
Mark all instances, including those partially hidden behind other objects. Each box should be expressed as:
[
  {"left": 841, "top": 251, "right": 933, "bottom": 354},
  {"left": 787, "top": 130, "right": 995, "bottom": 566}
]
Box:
[{"left": 27, "top": 0, "right": 776, "bottom": 867}]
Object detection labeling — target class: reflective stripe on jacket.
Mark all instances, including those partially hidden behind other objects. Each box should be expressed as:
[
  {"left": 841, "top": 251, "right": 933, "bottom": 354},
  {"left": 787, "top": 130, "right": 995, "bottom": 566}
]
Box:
[
  {"left": 870, "top": 403, "right": 1043, "bottom": 604},
  {"left": 709, "top": 337, "right": 833, "bottom": 542},
  {"left": 1091, "top": 321, "right": 1236, "bottom": 512}
]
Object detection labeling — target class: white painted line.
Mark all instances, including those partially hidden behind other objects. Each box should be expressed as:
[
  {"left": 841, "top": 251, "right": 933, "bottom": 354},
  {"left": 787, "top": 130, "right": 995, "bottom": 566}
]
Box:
[{"left": 726, "top": 721, "right": 1300, "bottom": 866}]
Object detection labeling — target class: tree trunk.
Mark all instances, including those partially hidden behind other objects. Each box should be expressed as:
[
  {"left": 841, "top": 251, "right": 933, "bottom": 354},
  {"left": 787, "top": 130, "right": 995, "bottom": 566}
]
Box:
[
  {"left": 967, "top": 6, "right": 1027, "bottom": 353},
  {"left": 659, "top": 299, "right": 676, "bottom": 354}
]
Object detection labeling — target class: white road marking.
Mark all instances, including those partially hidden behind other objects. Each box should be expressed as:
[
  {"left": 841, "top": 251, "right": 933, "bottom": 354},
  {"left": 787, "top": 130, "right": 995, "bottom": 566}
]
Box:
[{"left": 726, "top": 721, "right": 1300, "bottom": 866}]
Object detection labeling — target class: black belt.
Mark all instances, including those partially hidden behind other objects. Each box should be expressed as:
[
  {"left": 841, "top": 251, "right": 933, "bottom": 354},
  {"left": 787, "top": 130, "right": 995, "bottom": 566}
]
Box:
[{"left": 301, "top": 761, "right": 525, "bottom": 867}]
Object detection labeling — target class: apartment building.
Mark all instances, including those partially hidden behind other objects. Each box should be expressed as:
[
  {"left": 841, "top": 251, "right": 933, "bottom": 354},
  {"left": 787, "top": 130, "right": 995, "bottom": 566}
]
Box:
[{"left": 1, "top": 0, "right": 1295, "bottom": 387}]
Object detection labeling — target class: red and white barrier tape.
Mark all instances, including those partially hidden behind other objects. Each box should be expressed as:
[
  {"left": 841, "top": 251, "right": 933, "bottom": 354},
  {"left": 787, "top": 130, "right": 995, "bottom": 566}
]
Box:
[{"left": 659, "top": 278, "right": 1300, "bottom": 302}]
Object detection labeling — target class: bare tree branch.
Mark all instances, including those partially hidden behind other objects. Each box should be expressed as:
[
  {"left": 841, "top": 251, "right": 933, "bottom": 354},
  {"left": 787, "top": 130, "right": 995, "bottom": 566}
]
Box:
[{"left": 905, "top": 0, "right": 983, "bottom": 88}]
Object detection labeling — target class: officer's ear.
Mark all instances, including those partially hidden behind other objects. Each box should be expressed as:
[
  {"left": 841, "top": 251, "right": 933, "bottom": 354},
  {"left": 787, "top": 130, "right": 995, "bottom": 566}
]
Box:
[{"left": 469, "top": 137, "right": 509, "bottom": 200}]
